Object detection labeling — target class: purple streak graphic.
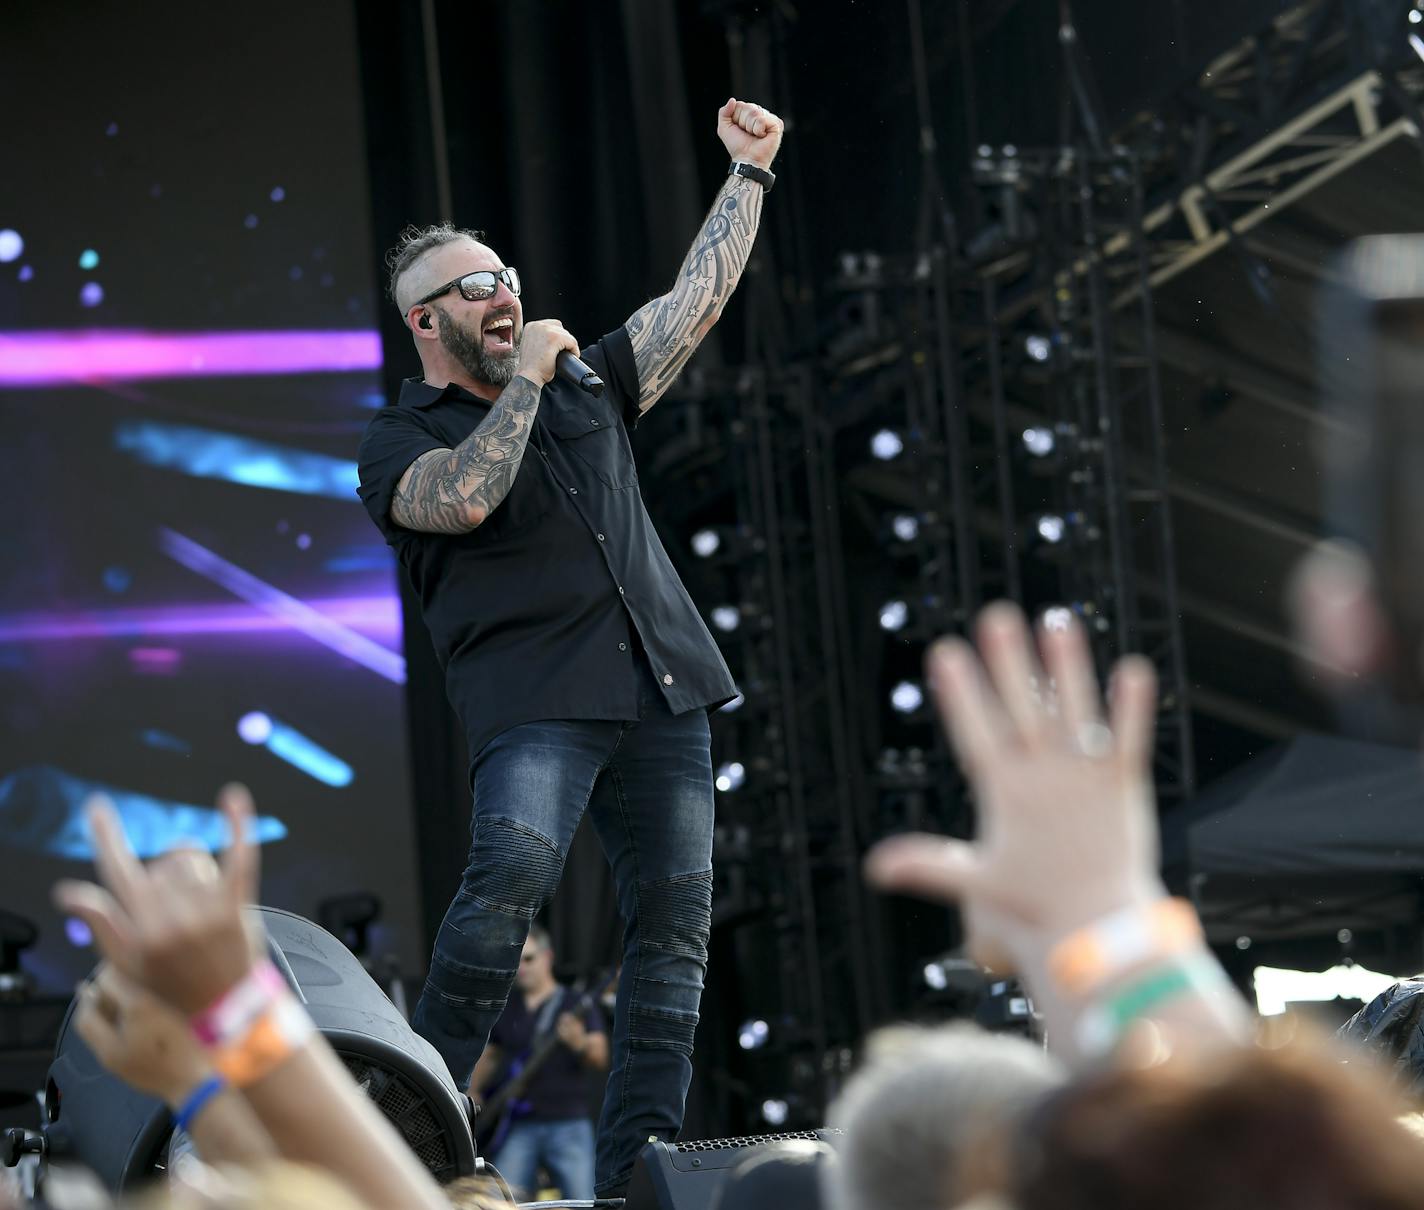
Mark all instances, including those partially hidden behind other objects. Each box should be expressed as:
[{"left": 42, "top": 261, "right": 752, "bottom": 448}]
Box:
[
  {"left": 0, "top": 329, "right": 382, "bottom": 386},
  {"left": 158, "top": 527, "right": 406, "bottom": 683},
  {"left": 0, "top": 598, "right": 401, "bottom": 643}
]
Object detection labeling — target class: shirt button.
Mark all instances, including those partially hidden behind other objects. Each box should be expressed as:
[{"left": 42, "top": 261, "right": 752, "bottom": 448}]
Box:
[
  {"left": 597, "top": 533, "right": 606, "bottom": 542},
  {"left": 618, "top": 642, "right": 627, "bottom": 651},
  {"left": 569, "top": 487, "right": 579, "bottom": 495},
  {"left": 591, "top": 419, "right": 601, "bottom": 427},
  {"left": 618, "top": 586, "right": 625, "bottom": 595},
  {"left": 662, "top": 674, "right": 674, "bottom": 686}
]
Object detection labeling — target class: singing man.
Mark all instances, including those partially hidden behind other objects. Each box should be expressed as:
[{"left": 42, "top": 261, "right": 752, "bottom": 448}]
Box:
[{"left": 356, "top": 97, "right": 783, "bottom": 1196}]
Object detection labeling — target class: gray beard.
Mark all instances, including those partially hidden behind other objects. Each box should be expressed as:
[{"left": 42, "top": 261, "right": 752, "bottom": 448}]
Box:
[{"left": 437, "top": 308, "right": 520, "bottom": 388}]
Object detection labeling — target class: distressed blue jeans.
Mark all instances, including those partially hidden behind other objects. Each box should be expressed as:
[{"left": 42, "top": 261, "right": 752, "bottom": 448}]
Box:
[
  {"left": 411, "top": 660, "right": 715, "bottom": 1196},
  {"left": 493, "top": 1118, "right": 596, "bottom": 1201}
]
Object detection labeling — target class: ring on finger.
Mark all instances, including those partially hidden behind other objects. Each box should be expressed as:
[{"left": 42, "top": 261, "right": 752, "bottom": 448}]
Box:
[{"left": 1072, "top": 721, "right": 1114, "bottom": 759}]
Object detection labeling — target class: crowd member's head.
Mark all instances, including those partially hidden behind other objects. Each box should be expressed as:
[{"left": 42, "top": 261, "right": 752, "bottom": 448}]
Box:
[
  {"left": 1012, "top": 1040, "right": 1424, "bottom": 1210},
  {"left": 441, "top": 1174, "right": 512, "bottom": 1209},
  {"left": 826, "top": 1023, "right": 1064, "bottom": 1210},
  {"left": 513, "top": 924, "right": 554, "bottom": 995}
]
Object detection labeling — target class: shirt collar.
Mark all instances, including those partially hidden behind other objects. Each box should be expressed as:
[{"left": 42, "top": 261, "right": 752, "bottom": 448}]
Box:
[{"left": 396, "top": 376, "right": 492, "bottom": 410}]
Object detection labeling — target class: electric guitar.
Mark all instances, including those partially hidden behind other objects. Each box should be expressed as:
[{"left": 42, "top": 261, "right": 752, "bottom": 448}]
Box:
[{"left": 475, "top": 969, "right": 617, "bottom": 1156}]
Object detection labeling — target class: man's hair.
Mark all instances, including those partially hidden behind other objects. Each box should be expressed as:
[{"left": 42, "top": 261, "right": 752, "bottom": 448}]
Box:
[
  {"left": 384, "top": 221, "right": 488, "bottom": 310},
  {"left": 1015, "top": 1038, "right": 1424, "bottom": 1210},
  {"left": 527, "top": 923, "right": 552, "bottom": 953},
  {"left": 827, "top": 1023, "right": 1064, "bottom": 1210}
]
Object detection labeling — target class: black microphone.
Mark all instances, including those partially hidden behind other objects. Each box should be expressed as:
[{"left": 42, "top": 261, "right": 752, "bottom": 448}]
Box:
[{"left": 557, "top": 351, "right": 604, "bottom": 397}]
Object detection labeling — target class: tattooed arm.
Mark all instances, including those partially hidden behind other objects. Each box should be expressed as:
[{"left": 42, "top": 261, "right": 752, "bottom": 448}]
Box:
[
  {"left": 390, "top": 318, "right": 578, "bottom": 534},
  {"left": 626, "top": 97, "right": 784, "bottom": 412},
  {"left": 390, "top": 376, "right": 541, "bottom": 534}
]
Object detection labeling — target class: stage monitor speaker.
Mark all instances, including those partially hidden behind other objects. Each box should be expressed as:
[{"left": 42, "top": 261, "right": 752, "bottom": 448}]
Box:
[
  {"left": 625, "top": 1129, "right": 841, "bottom": 1210},
  {"left": 41, "top": 905, "right": 476, "bottom": 1194}
]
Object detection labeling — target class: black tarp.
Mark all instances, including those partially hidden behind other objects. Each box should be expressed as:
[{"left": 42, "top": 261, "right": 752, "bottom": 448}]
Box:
[{"left": 1161, "top": 734, "right": 1424, "bottom": 972}]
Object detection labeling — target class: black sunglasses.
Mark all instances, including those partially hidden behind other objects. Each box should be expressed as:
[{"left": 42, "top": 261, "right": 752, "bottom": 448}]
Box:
[{"left": 414, "top": 267, "right": 522, "bottom": 307}]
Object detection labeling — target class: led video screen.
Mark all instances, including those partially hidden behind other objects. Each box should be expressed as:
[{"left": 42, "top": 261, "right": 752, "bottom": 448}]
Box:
[{"left": 0, "top": 2, "right": 424, "bottom": 993}]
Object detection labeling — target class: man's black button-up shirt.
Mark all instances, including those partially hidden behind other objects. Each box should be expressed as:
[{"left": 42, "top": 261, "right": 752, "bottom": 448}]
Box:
[{"left": 356, "top": 327, "right": 736, "bottom": 761}]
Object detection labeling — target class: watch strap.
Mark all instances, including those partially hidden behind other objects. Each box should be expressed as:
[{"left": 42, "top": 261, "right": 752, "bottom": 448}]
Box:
[{"left": 728, "top": 160, "right": 775, "bottom": 192}]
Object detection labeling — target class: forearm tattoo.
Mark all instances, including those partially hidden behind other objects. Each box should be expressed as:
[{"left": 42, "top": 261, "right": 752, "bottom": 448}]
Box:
[
  {"left": 390, "top": 376, "right": 542, "bottom": 534},
  {"left": 626, "top": 174, "right": 765, "bottom": 410}
]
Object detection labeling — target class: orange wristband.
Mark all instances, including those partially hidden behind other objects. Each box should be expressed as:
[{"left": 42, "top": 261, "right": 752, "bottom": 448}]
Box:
[
  {"left": 1047, "top": 898, "right": 1204, "bottom": 999},
  {"left": 210, "top": 995, "right": 314, "bottom": 1087}
]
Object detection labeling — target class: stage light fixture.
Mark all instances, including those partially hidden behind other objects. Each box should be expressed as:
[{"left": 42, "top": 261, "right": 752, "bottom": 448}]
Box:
[
  {"left": 878, "top": 600, "right": 909, "bottom": 632},
  {"left": 738, "top": 1018, "right": 770, "bottom": 1050},
  {"left": 761, "top": 1098, "right": 790, "bottom": 1127},
  {"left": 1024, "top": 334, "right": 1052, "bottom": 363},
  {"left": 1036, "top": 513, "right": 1066, "bottom": 544},
  {"left": 710, "top": 605, "right": 741, "bottom": 633},
  {"left": 870, "top": 429, "right": 904, "bottom": 460},
  {"left": 691, "top": 528, "right": 721, "bottom": 558},
  {"left": 1411, "top": 6, "right": 1422, "bottom": 23},
  {"left": 891, "top": 513, "right": 920, "bottom": 542},
  {"left": 890, "top": 681, "right": 924, "bottom": 714},
  {"left": 1021, "top": 426, "right": 1055, "bottom": 457},
  {"left": 715, "top": 761, "right": 746, "bottom": 792}
]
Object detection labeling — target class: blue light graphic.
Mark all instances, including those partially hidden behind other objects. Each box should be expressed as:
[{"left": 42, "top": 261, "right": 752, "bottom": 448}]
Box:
[
  {"left": 158, "top": 527, "right": 406, "bottom": 683},
  {"left": 238, "top": 711, "right": 354, "bottom": 787},
  {"left": 114, "top": 420, "right": 360, "bottom": 500},
  {"left": 0, "top": 765, "right": 287, "bottom": 861},
  {"left": 323, "top": 547, "right": 392, "bottom": 574},
  {"left": 139, "top": 728, "right": 191, "bottom": 754}
]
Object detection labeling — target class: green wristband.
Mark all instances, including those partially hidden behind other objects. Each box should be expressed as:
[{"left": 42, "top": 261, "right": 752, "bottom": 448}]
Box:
[{"left": 1076, "top": 955, "right": 1226, "bottom": 1056}]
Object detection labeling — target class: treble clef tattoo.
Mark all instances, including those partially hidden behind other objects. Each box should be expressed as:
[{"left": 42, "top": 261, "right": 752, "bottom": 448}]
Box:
[{"left": 685, "top": 198, "right": 737, "bottom": 280}]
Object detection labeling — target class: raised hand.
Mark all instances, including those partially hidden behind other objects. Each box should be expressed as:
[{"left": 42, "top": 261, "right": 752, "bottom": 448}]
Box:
[
  {"left": 74, "top": 964, "right": 214, "bottom": 1104},
  {"left": 865, "top": 603, "right": 1165, "bottom": 972},
  {"left": 717, "top": 97, "right": 784, "bottom": 169},
  {"left": 54, "top": 783, "right": 261, "bottom": 1014}
]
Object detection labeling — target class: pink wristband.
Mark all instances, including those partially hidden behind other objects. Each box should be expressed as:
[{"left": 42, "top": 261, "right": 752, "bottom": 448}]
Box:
[{"left": 190, "top": 959, "right": 287, "bottom": 1049}]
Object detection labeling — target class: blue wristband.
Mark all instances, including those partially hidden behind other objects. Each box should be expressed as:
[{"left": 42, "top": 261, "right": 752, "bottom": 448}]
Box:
[{"left": 174, "top": 1075, "right": 226, "bottom": 1133}]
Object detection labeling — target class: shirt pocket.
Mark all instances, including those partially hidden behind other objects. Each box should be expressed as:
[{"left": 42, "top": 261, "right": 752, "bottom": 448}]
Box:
[{"left": 543, "top": 397, "right": 639, "bottom": 489}]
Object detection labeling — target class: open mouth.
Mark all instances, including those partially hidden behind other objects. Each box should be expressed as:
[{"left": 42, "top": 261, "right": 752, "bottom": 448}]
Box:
[{"left": 483, "top": 317, "right": 515, "bottom": 348}]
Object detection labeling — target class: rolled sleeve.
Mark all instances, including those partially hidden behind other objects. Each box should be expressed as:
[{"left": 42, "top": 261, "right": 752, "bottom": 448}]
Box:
[{"left": 356, "top": 408, "right": 447, "bottom": 545}]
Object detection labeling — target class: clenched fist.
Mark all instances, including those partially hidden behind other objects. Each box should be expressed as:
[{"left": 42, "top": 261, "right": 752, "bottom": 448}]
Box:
[{"left": 718, "top": 97, "right": 784, "bottom": 170}]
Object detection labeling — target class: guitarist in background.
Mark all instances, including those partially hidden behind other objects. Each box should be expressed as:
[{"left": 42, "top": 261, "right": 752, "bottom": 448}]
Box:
[{"left": 470, "top": 925, "right": 609, "bottom": 1200}]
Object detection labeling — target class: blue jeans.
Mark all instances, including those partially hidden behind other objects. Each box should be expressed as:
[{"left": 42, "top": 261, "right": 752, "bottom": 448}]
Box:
[
  {"left": 493, "top": 1118, "right": 596, "bottom": 1201},
  {"left": 411, "top": 660, "right": 715, "bottom": 1196}
]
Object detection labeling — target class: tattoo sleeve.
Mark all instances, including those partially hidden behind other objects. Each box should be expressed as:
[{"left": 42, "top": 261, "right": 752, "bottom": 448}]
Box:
[
  {"left": 626, "top": 174, "right": 765, "bottom": 411},
  {"left": 389, "top": 375, "right": 542, "bottom": 534}
]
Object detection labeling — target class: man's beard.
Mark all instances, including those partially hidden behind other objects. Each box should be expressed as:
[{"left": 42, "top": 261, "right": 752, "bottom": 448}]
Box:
[{"left": 436, "top": 307, "right": 520, "bottom": 388}]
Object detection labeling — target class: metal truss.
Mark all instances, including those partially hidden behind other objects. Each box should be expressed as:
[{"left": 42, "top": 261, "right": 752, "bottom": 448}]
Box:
[
  {"left": 1112, "top": 0, "right": 1424, "bottom": 295},
  {"left": 650, "top": 362, "right": 886, "bottom": 1122},
  {"left": 967, "top": 146, "right": 1197, "bottom": 808}
]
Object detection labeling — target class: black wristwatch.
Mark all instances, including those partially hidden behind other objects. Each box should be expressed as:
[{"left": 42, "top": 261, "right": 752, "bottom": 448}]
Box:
[{"left": 728, "top": 160, "right": 775, "bottom": 192}]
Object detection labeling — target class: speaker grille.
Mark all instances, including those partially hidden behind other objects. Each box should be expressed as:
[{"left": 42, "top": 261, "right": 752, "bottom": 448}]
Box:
[
  {"left": 339, "top": 1052, "right": 460, "bottom": 1181},
  {"left": 672, "top": 1129, "right": 836, "bottom": 1152}
]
